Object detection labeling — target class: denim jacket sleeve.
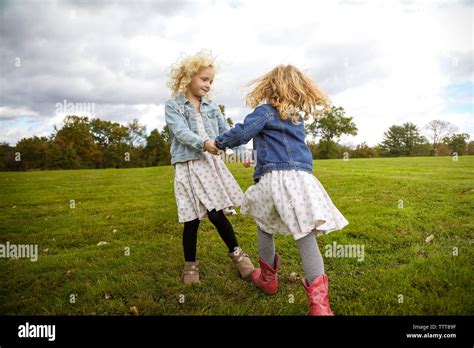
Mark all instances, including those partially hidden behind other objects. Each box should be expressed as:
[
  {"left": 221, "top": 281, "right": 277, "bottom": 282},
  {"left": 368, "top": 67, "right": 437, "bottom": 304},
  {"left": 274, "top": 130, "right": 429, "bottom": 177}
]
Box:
[
  {"left": 215, "top": 106, "right": 247, "bottom": 154},
  {"left": 165, "top": 101, "right": 207, "bottom": 151},
  {"left": 214, "top": 106, "right": 269, "bottom": 150}
]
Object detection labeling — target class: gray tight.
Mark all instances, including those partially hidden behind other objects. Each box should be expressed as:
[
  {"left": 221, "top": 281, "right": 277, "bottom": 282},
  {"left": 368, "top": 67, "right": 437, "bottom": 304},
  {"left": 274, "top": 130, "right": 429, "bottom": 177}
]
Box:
[{"left": 257, "top": 226, "right": 324, "bottom": 284}]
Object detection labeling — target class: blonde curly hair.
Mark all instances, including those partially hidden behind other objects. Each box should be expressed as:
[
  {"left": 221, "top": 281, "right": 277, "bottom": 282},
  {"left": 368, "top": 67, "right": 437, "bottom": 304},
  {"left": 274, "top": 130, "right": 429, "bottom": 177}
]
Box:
[
  {"left": 245, "top": 65, "right": 331, "bottom": 124},
  {"left": 166, "top": 50, "right": 217, "bottom": 98}
]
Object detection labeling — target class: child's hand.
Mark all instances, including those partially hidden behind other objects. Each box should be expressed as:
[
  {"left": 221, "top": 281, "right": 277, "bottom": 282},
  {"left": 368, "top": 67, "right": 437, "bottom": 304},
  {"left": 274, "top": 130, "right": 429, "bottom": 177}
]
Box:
[
  {"left": 242, "top": 156, "right": 253, "bottom": 168},
  {"left": 204, "top": 139, "right": 219, "bottom": 155}
]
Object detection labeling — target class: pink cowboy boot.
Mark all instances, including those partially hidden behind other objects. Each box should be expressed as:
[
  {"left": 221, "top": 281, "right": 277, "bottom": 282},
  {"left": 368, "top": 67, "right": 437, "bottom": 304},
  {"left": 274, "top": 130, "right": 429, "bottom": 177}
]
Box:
[
  {"left": 251, "top": 253, "right": 281, "bottom": 295},
  {"left": 301, "top": 274, "right": 334, "bottom": 316}
]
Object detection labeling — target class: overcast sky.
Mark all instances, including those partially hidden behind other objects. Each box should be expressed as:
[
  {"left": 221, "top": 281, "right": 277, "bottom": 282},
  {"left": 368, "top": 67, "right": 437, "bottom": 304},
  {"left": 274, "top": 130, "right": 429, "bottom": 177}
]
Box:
[{"left": 1, "top": 0, "right": 473, "bottom": 147}]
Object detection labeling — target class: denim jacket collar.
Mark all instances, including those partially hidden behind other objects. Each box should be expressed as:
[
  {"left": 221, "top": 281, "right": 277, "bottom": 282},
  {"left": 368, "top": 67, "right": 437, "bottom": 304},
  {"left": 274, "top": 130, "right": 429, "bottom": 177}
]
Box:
[{"left": 175, "top": 94, "right": 211, "bottom": 106}]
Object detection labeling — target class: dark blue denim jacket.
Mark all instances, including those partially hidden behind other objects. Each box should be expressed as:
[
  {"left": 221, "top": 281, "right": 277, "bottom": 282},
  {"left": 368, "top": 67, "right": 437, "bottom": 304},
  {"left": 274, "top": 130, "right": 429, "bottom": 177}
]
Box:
[{"left": 215, "top": 104, "right": 313, "bottom": 182}]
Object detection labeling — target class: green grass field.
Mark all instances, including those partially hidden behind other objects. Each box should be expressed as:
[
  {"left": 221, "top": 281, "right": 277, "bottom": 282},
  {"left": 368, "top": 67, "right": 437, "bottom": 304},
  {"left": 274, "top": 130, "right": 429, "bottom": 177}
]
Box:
[{"left": 0, "top": 156, "right": 473, "bottom": 315}]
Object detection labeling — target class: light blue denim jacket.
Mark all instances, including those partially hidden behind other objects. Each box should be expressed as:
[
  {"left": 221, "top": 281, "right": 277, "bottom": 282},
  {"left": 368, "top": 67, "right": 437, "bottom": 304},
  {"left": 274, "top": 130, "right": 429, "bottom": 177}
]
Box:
[{"left": 165, "top": 95, "right": 245, "bottom": 164}]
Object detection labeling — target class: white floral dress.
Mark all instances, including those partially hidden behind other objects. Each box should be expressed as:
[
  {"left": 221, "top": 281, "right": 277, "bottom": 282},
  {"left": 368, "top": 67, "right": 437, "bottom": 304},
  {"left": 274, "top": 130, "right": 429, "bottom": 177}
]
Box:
[
  {"left": 241, "top": 170, "right": 349, "bottom": 240},
  {"left": 174, "top": 109, "right": 244, "bottom": 223}
]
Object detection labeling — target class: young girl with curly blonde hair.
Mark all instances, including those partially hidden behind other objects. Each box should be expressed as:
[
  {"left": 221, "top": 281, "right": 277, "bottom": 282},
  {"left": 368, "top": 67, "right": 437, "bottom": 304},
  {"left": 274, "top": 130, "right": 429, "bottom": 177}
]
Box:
[
  {"left": 165, "top": 50, "right": 254, "bottom": 285},
  {"left": 213, "top": 65, "right": 349, "bottom": 315}
]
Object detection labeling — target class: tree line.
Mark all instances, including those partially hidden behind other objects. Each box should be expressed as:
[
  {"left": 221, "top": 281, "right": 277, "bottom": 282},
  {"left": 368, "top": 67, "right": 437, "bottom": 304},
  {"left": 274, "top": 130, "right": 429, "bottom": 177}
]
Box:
[
  {"left": 0, "top": 116, "right": 171, "bottom": 171},
  {"left": 0, "top": 105, "right": 472, "bottom": 171},
  {"left": 304, "top": 107, "right": 472, "bottom": 159}
]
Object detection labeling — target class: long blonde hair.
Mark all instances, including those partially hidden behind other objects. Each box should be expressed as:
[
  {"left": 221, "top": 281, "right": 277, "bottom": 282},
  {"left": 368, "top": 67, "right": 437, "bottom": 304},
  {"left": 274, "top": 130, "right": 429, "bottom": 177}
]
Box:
[
  {"left": 166, "top": 49, "right": 217, "bottom": 98},
  {"left": 245, "top": 65, "right": 331, "bottom": 124}
]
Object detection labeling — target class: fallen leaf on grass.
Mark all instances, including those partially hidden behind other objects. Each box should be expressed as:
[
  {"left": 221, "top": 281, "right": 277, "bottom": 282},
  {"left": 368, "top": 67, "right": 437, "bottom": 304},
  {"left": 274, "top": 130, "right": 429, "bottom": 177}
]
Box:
[
  {"left": 425, "top": 234, "right": 434, "bottom": 243},
  {"left": 97, "top": 241, "right": 108, "bottom": 246},
  {"left": 104, "top": 291, "right": 111, "bottom": 300},
  {"left": 130, "top": 306, "right": 139, "bottom": 316},
  {"left": 289, "top": 272, "right": 299, "bottom": 283}
]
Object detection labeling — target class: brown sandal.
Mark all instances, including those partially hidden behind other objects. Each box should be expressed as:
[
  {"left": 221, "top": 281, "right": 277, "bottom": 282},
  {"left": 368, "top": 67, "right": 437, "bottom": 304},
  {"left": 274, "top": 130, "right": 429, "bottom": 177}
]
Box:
[
  {"left": 228, "top": 247, "right": 255, "bottom": 281},
  {"left": 182, "top": 261, "right": 200, "bottom": 285}
]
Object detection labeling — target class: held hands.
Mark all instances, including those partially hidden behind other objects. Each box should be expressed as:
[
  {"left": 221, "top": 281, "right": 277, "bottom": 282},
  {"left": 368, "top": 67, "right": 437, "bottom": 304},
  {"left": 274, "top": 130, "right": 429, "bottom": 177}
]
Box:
[
  {"left": 242, "top": 156, "right": 253, "bottom": 168},
  {"left": 204, "top": 140, "right": 253, "bottom": 167},
  {"left": 204, "top": 139, "right": 219, "bottom": 155}
]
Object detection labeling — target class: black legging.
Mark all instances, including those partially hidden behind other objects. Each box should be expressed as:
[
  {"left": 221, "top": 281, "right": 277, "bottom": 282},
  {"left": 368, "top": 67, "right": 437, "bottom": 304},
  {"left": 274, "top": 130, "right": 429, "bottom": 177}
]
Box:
[{"left": 183, "top": 209, "right": 239, "bottom": 261}]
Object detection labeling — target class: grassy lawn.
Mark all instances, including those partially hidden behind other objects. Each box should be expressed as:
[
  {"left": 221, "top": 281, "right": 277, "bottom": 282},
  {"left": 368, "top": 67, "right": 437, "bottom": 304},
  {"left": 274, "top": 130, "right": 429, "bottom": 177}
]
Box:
[{"left": 0, "top": 156, "right": 473, "bottom": 315}]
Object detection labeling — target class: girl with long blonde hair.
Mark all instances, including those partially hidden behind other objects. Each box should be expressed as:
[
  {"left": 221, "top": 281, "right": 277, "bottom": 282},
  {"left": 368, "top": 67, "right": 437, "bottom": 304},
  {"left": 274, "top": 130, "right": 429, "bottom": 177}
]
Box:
[
  {"left": 214, "top": 65, "right": 349, "bottom": 315},
  {"left": 165, "top": 50, "right": 254, "bottom": 285}
]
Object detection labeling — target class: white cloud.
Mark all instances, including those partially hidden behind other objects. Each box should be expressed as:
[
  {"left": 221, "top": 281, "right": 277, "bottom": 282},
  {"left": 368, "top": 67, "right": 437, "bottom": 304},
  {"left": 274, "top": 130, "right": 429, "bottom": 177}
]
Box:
[
  {"left": 0, "top": 0, "right": 472, "bottom": 147},
  {"left": 0, "top": 106, "right": 39, "bottom": 119}
]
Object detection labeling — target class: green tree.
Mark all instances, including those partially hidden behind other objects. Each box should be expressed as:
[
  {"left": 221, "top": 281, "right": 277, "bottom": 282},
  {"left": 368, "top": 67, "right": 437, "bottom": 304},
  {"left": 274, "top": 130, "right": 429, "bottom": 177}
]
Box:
[
  {"left": 144, "top": 129, "right": 170, "bottom": 166},
  {"left": 379, "top": 123, "right": 427, "bottom": 156},
  {"left": 53, "top": 115, "right": 101, "bottom": 168},
  {"left": 467, "top": 141, "right": 474, "bottom": 155},
  {"left": 15, "top": 136, "right": 51, "bottom": 170},
  {"left": 45, "top": 142, "right": 67, "bottom": 169},
  {"left": 443, "top": 133, "right": 470, "bottom": 155},
  {"left": 305, "top": 106, "right": 358, "bottom": 159},
  {"left": 0, "top": 142, "right": 18, "bottom": 171},
  {"left": 90, "top": 118, "right": 131, "bottom": 168},
  {"left": 350, "top": 142, "right": 378, "bottom": 158}
]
